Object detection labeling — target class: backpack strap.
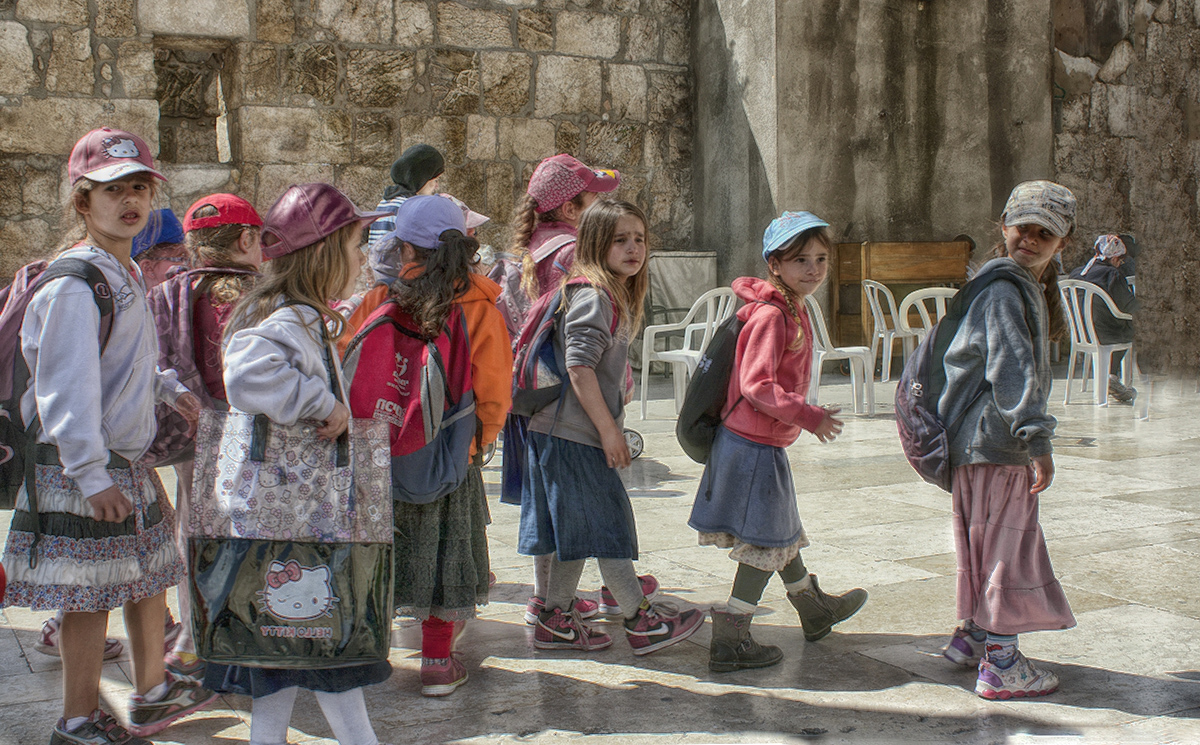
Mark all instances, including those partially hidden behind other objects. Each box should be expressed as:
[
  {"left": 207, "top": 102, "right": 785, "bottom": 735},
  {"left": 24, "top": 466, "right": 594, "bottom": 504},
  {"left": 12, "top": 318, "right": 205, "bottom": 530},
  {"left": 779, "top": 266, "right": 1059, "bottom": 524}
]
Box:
[{"left": 529, "top": 234, "right": 576, "bottom": 264}]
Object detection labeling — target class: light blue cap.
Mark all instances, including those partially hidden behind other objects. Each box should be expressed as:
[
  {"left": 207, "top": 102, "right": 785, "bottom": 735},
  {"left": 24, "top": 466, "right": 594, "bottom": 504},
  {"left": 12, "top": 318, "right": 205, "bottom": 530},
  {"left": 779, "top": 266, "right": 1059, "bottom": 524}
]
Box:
[{"left": 762, "top": 211, "right": 829, "bottom": 260}]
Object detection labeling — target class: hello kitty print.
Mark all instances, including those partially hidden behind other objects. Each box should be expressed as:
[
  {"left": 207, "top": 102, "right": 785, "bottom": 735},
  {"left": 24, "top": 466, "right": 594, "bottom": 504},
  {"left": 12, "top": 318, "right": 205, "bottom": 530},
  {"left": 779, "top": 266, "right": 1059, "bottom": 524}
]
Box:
[
  {"left": 258, "top": 559, "right": 338, "bottom": 623},
  {"left": 101, "top": 136, "right": 141, "bottom": 160}
]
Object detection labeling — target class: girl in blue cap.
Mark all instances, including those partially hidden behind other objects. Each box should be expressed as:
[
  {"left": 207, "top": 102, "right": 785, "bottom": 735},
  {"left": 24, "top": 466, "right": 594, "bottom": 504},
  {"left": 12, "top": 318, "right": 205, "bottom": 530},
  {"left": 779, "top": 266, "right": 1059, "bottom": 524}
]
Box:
[{"left": 689, "top": 211, "right": 868, "bottom": 673}]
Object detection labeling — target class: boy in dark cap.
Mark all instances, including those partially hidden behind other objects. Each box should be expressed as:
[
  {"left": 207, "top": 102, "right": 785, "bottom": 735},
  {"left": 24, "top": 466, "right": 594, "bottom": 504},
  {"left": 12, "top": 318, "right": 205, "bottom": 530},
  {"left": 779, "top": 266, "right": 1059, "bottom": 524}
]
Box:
[{"left": 367, "top": 144, "right": 445, "bottom": 248}]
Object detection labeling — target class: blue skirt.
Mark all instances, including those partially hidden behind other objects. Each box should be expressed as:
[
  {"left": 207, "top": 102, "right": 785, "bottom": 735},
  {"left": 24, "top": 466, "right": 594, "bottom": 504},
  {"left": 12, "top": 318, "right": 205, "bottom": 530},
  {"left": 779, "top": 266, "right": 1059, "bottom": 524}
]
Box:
[
  {"left": 689, "top": 426, "right": 805, "bottom": 547},
  {"left": 518, "top": 432, "right": 638, "bottom": 561}
]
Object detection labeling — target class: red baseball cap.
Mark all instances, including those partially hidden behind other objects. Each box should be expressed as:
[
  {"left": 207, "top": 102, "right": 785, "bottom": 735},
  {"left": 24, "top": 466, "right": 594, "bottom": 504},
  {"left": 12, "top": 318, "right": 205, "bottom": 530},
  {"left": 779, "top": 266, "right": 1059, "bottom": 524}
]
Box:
[
  {"left": 182, "top": 193, "right": 264, "bottom": 232},
  {"left": 68, "top": 127, "right": 165, "bottom": 185},
  {"left": 261, "top": 183, "right": 389, "bottom": 260},
  {"left": 527, "top": 154, "right": 620, "bottom": 214}
]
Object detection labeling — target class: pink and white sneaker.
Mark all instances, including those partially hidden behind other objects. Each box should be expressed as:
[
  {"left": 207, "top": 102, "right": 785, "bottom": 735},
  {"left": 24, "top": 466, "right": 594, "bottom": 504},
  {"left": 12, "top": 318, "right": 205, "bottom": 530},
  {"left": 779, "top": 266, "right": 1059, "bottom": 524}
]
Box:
[
  {"left": 600, "top": 574, "right": 659, "bottom": 616},
  {"left": 524, "top": 595, "right": 599, "bottom": 625},
  {"left": 36, "top": 616, "right": 124, "bottom": 661},
  {"left": 533, "top": 603, "right": 612, "bottom": 651},
  {"left": 975, "top": 651, "right": 1059, "bottom": 700},
  {"left": 623, "top": 601, "right": 704, "bottom": 656},
  {"left": 942, "top": 626, "right": 986, "bottom": 667}
]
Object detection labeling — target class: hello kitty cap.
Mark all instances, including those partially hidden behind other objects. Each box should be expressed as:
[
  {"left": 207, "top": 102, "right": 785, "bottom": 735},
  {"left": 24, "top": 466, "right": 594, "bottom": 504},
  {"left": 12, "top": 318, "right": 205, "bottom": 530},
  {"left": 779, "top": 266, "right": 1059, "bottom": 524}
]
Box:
[{"left": 68, "top": 127, "right": 165, "bottom": 186}]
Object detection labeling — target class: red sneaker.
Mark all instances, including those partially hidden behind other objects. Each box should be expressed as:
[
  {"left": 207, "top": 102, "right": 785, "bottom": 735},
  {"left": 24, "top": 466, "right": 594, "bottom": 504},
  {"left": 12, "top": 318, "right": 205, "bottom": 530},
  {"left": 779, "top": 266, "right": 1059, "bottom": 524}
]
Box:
[
  {"left": 600, "top": 574, "right": 659, "bottom": 616},
  {"left": 524, "top": 595, "right": 599, "bottom": 625},
  {"left": 623, "top": 601, "right": 705, "bottom": 656},
  {"left": 533, "top": 603, "right": 612, "bottom": 651},
  {"left": 421, "top": 655, "right": 469, "bottom": 697}
]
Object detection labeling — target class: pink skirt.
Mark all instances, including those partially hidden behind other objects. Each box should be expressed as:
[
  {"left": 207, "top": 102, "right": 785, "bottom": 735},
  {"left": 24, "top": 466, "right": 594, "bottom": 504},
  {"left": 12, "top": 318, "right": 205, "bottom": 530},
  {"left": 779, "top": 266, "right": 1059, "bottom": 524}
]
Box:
[{"left": 952, "top": 463, "right": 1075, "bottom": 635}]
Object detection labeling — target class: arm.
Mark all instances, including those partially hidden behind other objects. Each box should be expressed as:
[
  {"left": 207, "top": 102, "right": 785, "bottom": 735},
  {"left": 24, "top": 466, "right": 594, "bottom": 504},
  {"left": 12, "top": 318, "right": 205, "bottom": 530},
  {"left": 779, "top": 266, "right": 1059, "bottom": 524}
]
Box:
[
  {"left": 736, "top": 308, "right": 826, "bottom": 433},
  {"left": 562, "top": 287, "right": 628, "bottom": 467},
  {"left": 466, "top": 303, "right": 514, "bottom": 447},
  {"left": 568, "top": 366, "right": 629, "bottom": 468}
]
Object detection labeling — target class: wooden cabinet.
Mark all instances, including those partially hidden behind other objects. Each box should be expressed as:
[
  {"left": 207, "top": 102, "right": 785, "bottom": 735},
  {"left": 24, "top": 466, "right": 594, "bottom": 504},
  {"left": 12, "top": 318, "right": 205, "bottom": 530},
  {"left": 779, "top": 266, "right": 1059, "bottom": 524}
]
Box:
[{"left": 830, "top": 241, "right": 972, "bottom": 346}]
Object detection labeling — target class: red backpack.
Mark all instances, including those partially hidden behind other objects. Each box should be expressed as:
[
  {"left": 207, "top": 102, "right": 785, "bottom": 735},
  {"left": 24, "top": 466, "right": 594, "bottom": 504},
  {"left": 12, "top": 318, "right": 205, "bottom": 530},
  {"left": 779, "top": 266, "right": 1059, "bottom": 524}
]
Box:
[{"left": 342, "top": 299, "right": 478, "bottom": 504}]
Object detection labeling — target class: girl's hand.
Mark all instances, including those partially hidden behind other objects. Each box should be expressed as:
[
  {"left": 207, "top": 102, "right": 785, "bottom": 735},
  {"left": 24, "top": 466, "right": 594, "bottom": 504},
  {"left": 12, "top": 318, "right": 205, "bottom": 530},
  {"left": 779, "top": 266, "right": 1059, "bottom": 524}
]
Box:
[
  {"left": 1030, "top": 453, "right": 1055, "bottom": 494},
  {"left": 601, "top": 424, "right": 632, "bottom": 469},
  {"left": 316, "top": 402, "right": 350, "bottom": 440},
  {"left": 813, "top": 406, "right": 844, "bottom": 443},
  {"left": 87, "top": 485, "right": 133, "bottom": 523},
  {"left": 173, "top": 392, "right": 202, "bottom": 437}
]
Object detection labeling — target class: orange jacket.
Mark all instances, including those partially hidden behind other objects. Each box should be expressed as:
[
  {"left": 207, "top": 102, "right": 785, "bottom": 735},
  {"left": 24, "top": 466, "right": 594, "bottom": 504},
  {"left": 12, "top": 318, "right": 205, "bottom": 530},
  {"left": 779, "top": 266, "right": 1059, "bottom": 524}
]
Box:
[{"left": 339, "top": 275, "right": 513, "bottom": 455}]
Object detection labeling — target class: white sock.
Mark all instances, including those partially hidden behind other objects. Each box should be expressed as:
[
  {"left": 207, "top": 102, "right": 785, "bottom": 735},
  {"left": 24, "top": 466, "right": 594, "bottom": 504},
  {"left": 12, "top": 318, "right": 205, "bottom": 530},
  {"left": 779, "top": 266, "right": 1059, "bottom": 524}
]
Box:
[
  {"left": 726, "top": 596, "right": 757, "bottom": 615},
  {"left": 784, "top": 573, "right": 813, "bottom": 595},
  {"left": 142, "top": 680, "right": 170, "bottom": 702},
  {"left": 250, "top": 687, "right": 299, "bottom": 745},
  {"left": 62, "top": 715, "right": 89, "bottom": 732},
  {"left": 314, "top": 687, "right": 378, "bottom": 745}
]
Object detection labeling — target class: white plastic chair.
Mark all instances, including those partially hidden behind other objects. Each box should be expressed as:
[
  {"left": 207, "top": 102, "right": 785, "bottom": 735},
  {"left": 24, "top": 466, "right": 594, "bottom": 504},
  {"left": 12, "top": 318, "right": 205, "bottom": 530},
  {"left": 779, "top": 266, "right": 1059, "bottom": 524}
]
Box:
[
  {"left": 862, "top": 279, "right": 920, "bottom": 382},
  {"left": 897, "top": 287, "right": 959, "bottom": 344},
  {"left": 1058, "top": 278, "right": 1137, "bottom": 407},
  {"left": 639, "top": 286, "right": 738, "bottom": 419},
  {"left": 804, "top": 295, "right": 875, "bottom": 415}
]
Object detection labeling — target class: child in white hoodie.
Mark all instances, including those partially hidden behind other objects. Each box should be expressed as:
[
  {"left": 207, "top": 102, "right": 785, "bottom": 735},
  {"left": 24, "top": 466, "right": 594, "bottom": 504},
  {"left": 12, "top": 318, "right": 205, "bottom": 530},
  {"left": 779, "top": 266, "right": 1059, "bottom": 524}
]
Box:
[{"left": 213, "top": 182, "right": 391, "bottom": 745}]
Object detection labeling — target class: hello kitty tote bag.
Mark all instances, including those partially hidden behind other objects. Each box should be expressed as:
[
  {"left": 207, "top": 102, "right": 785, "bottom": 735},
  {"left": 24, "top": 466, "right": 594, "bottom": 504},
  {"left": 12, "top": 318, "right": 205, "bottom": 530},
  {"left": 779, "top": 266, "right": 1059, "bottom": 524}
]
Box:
[{"left": 186, "top": 401, "right": 394, "bottom": 669}]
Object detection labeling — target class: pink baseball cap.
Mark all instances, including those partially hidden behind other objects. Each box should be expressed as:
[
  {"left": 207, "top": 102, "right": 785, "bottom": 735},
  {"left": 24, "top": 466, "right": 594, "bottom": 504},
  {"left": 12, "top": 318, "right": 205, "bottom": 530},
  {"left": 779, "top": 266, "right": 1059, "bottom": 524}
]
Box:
[
  {"left": 527, "top": 154, "right": 620, "bottom": 214},
  {"left": 182, "top": 193, "right": 263, "bottom": 231},
  {"left": 68, "top": 127, "right": 165, "bottom": 185},
  {"left": 439, "top": 193, "right": 490, "bottom": 229},
  {"left": 260, "top": 183, "right": 389, "bottom": 260}
]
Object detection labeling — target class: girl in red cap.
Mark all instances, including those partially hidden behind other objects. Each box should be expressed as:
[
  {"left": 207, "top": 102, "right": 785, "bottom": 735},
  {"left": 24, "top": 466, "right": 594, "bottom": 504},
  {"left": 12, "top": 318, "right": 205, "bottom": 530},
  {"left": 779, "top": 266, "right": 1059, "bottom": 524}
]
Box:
[{"left": 1, "top": 127, "right": 215, "bottom": 744}]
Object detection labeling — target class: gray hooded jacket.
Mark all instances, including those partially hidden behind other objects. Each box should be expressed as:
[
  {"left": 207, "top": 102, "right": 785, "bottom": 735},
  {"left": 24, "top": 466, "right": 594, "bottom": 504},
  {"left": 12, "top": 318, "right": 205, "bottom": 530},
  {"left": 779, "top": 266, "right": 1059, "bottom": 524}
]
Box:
[{"left": 937, "top": 257, "right": 1056, "bottom": 466}]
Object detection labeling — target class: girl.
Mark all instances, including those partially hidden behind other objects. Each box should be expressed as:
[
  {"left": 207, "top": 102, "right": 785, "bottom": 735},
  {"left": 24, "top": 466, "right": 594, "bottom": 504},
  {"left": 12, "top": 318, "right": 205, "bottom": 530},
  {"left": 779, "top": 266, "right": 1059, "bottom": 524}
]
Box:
[
  {"left": 367, "top": 143, "right": 444, "bottom": 249},
  {"left": 1, "top": 127, "right": 215, "bottom": 744},
  {"left": 520, "top": 199, "right": 703, "bottom": 655},
  {"left": 939, "top": 180, "right": 1076, "bottom": 699},
  {"left": 344, "top": 194, "right": 511, "bottom": 697},
  {"left": 689, "top": 211, "right": 867, "bottom": 673},
  {"left": 132, "top": 208, "right": 189, "bottom": 289},
  {"left": 505, "top": 156, "right": 654, "bottom": 624},
  {"left": 214, "top": 182, "right": 391, "bottom": 744},
  {"left": 152, "top": 192, "right": 265, "bottom": 682}
]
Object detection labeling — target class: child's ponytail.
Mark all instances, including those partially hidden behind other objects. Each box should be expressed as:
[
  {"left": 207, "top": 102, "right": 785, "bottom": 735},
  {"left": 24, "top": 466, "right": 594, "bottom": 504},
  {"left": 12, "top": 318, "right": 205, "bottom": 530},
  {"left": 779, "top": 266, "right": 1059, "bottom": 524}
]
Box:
[
  {"left": 512, "top": 191, "right": 588, "bottom": 300},
  {"left": 391, "top": 229, "right": 479, "bottom": 339},
  {"left": 765, "top": 226, "right": 832, "bottom": 352},
  {"left": 186, "top": 204, "right": 260, "bottom": 305}
]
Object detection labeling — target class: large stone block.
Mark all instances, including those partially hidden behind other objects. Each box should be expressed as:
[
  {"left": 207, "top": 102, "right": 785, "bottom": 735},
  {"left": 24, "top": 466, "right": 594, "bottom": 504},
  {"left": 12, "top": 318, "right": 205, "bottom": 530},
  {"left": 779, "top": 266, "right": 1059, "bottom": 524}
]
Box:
[
  {"left": 0, "top": 166, "right": 21, "bottom": 217},
  {"left": 285, "top": 43, "right": 337, "bottom": 105},
  {"left": 0, "top": 97, "right": 159, "bottom": 155},
  {"left": 437, "top": 3, "right": 512, "bottom": 49},
  {"left": 1054, "top": 49, "right": 1100, "bottom": 97},
  {"left": 139, "top": 0, "right": 250, "bottom": 39},
  {"left": 15, "top": 0, "right": 86, "bottom": 25},
  {"left": 233, "top": 44, "right": 281, "bottom": 106},
  {"left": 396, "top": 1, "right": 435, "bottom": 46},
  {"left": 0, "top": 218, "right": 52, "bottom": 281},
  {"left": 608, "top": 64, "right": 647, "bottom": 121},
  {"left": 660, "top": 20, "right": 689, "bottom": 65},
  {"left": 117, "top": 41, "right": 156, "bottom": 98},
  {"left": 0, "top": 22, "right": 38, "bottom": 96},
  {"left": 399, "top": 116, "right": 467, "bottom": 164},
  {"left": 20, "top": 163, "right": 58, "bottom": 215},
  {"left": 1098, "top": 39, "right": 1137, "bottom": 83},
  {"left": 584, "top": 121, "right": 643, "bottom": 168},
  {"left": 256, "top": 0, "right": 296, "bottom": 44},
  {"left": 497, "top": 118, "right": 555, "bottom": 160},
  {"left": 517, "top": 9, "right": 552, "bottom": 51},
  {"left": 430, "top": 49, "right": 480, "bottom": 116},
  {"left": 625, "top": 16, "right": 658, "bottom": 62},
  {"left": 334, "top": 165, "right": 381, "bottom": 215},
  {"left": 556, "top": 12, "right": 620, "bottom": 58},
  {"left": 353, "top": 112, "right": 397, "bottom": 165},
  {"left": 314, "top": 0, "right": 393, "bottom": 44},
  {"left": 1106, "top": 84, "right": 1139, "bottom": 136},
  {"left": 237, "top": 106, "right": 352, "bottom": 164},
  {"left": 534, "top": 55, "right": 602, "bottom": 116},
  {"left": 484, "top": 160, "right": 515, "bottom": 230},
  {"left": 647, "top": 70, "right": 688, "bottom": 124},
  {"left": 345, "top": 49, "right": 418, "bottom": 108},
  {"left": 466, "top": 114, "right": 498, "bottom": 160},
  {"left": 556, "top": 120, "right": 580, "bottom": 154},
  {"left": 482, "top": 51, "right": 531, "bottom": 116},
  {"left": 252, "top": 163, "right": 336, "bottom": 208},
  {"left": 159, "top": 163, "right": 237, "bottom": 206},
  {"left": 95, "top": 0, "right": 135, "bottom": 38},
  {"left": 440, "top": 160, "right": 486, "bottom": 218},
  {"left": 46, "top": 26, "right": 93, "bottom": 94}
]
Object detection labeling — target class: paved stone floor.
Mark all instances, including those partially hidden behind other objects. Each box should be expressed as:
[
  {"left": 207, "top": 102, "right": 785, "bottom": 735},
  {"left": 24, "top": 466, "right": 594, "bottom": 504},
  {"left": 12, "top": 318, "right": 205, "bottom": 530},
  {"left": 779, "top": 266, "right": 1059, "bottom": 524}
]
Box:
[{"left": 2, "top": 370, "right": 1200, "bottom": 744}]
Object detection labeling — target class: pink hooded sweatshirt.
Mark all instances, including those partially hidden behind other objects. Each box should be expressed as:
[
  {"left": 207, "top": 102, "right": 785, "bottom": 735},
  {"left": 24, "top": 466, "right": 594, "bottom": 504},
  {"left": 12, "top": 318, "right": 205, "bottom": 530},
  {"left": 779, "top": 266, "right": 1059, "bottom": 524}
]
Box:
[{"left": 721, "top": 277, "right": 826, "bottom": 447}]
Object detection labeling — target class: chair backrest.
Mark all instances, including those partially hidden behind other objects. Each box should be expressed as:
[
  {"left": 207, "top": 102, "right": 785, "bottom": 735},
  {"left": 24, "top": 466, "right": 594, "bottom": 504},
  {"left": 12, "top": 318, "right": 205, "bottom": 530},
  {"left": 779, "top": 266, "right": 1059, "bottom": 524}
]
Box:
[
  {"left": 803, "top": 295, "right": 835, "bottom": 352},
  {"left": 897, "top": 287, "right": 958, "bottom": 336},
  {"left": 862, "top": 279, "right": 900, "bottom": 335},
  {"left": 686, "top": 286, "right": 738, "bottom": 352},
  {"left": 1058, "top": 278, "right": 1127, "bottom": 350}
]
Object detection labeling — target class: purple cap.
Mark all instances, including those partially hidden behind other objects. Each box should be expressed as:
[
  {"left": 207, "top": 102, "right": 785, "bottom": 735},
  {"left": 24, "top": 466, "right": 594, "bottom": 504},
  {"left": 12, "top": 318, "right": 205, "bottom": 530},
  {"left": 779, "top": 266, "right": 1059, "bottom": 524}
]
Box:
[
  {"left": 382, "top": 194, "right": 467, "bottom": 250},
  {"left": 68, "top": 127, "right": 165, "bottom": 185},
  {"left": 260, "top": 183, "right": 389, "bottom": 260}
]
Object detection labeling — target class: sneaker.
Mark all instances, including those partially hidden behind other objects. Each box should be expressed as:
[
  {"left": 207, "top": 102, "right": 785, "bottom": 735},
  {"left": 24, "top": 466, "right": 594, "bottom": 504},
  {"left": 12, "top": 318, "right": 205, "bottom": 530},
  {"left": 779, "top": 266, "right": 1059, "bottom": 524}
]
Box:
[
  {"left": 599, "top": 574, "right": 659, "bottom": 616},
  {"left": 421, "top": 655, "right": 469, "bottom": 697},
  {"left": 975, "top": 650, "right": 1059, "bottom": 700},
  {"left": 623, "top": 601, "right": 705, "bottom": 656},
  {"left": 36, "top": 617, "right": 124, "bottom": 661},
  {"left": 942, "top": 626, "right": 986, "bottom": 667},
  {"left": 524, "top": 595, "right": 599, "bottom": 625},
  {"left": 162, "top": 609, "right": 182, "bottom": 655},
  {"left": 50, "top": 709, "right": 151, "bottom": 745},
  {"left": 1108, "top": 374, "right": 1136, "bottom": 403},
  {"left": 163, "top": 651, "right": 205, "bottom": 682},
  {"left": 126, "top": 672, "right": 218, "bottom": 737},
  {"left": 533, "top": 603, "right": 613, "bottom": 651}
]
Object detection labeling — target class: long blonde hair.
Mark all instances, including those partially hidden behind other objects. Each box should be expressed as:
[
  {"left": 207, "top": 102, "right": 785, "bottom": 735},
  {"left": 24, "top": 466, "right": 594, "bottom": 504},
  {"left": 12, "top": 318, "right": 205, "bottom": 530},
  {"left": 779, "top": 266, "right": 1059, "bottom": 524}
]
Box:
[
  {"left": 565, "top": 199, "right": 648, "bottom": 340},
  {"left": 223, "top": 222, "right": 358, "bottom": 346},
  {"left": 185, "top": 203, "right": 261, "bottom": 305},
  {"left": 765, "top": 226, "right": 832, "bottom": 352}
]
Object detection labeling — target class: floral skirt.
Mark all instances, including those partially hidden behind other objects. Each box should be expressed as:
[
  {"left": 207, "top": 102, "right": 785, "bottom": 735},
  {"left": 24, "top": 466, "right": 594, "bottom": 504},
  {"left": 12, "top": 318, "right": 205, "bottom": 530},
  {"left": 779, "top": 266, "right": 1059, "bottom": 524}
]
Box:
[{"left": 3, "top": 461, "right": 184, "bottom": 612}]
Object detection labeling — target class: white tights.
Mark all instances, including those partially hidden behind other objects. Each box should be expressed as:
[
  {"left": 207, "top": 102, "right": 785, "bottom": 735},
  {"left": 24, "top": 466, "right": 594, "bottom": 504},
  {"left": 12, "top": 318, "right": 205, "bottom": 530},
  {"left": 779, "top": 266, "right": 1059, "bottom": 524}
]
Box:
[{"left": 249, "top": 686, "right": 378, "bottom": 745}]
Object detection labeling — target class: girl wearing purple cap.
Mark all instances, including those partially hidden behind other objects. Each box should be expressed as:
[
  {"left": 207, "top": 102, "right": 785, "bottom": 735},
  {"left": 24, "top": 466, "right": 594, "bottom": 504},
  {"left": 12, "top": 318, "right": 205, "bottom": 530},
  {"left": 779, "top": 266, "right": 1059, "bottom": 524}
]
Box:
[
  {"left": 937, "top": 180, "right": 1076, "bottom": 700},
  {"left": 1, "top": 127, "right": 216, "bottom": 744},
  {"left": 688, "top": 211, "right": 867, "bottom": 673},
  {"left": 215, "top": 183, "right": 391, "bottom": 745}
]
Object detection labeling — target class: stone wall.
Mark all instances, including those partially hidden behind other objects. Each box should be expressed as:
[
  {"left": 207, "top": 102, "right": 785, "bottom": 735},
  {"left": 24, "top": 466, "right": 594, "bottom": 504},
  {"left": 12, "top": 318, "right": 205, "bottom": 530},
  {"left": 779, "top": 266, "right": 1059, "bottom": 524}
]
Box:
[
  {"left": 0, "top": 0, "right": 693, "bottom": 281},
  {"left": 1053, "top": 0, "right": 1199, "bottom": 374}
]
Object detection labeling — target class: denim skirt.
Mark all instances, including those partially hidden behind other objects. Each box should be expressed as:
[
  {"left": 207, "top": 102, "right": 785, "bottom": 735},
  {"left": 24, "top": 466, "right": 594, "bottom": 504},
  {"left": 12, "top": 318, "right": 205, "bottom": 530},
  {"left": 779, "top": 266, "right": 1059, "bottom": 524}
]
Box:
[
  {"left": 689, "top": 426, "right": 806, "bottom": 547},
  {"left": 518, "top": 432, "right": 638, "bottom": 561}
]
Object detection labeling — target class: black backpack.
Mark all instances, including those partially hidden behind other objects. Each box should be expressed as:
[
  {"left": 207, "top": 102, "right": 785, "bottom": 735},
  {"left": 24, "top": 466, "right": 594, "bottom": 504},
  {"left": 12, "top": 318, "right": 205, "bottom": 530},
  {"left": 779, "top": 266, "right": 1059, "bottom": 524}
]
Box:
[
  {"left": 675, "top": 300, "right": 783, "bottom": 463},
  {"left": 895, "top": 264, "right": 1033, "bottom": 491}
]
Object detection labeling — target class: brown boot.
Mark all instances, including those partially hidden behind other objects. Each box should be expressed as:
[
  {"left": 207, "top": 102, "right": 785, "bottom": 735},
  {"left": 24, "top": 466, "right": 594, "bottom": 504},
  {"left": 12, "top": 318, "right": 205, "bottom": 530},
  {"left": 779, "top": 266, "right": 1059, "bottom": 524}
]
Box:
[
  {"left": 787, "top": 574, "right": 867, "bottom": 642},
  {"left": 708, "top": 609, "right": 784, "bottom": 672}
]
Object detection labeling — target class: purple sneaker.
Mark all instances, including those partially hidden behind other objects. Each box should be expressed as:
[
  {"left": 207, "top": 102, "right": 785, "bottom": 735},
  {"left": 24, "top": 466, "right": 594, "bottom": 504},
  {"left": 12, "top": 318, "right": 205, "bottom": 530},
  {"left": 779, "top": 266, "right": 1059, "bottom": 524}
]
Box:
[
  {"left": 976, "top": 650, "right": 1059, "bottom": 700},
  {"left": 942, "top": 626, "right": 985, "bottom": 667}
]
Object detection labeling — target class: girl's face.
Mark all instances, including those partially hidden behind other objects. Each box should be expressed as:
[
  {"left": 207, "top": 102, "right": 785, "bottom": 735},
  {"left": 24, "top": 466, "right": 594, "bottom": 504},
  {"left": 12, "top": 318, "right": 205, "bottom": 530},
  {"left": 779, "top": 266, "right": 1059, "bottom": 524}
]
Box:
[
  {"left": 1003, "top": 223, "right": 1066, "bottom": 277},
  {"left": 77, "top": 174, "right": 154, "bottom": 253},
  {"left": 769, "top": 238, "right": 829, "bottom": 297},
  {"left": 337, "top": 231, "right": 364, "bottom": 300},
  {"left": 605, "top": 213, "right": 646, "bottom": 280}
]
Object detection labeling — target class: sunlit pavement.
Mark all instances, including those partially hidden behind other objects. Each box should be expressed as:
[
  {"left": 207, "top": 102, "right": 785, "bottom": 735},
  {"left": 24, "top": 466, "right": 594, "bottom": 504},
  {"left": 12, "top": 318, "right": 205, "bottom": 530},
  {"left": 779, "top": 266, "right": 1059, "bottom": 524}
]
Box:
[{"left": 3, "top": 369, "right": 1199, "bottom": 744}]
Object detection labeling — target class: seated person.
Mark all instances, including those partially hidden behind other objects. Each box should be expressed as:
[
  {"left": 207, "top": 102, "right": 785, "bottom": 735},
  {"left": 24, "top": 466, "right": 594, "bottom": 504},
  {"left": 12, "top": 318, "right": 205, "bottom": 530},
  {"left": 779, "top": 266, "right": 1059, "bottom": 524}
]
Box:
[{"left": 1068, "top": 234, "right": 1137, "bottom": 401}]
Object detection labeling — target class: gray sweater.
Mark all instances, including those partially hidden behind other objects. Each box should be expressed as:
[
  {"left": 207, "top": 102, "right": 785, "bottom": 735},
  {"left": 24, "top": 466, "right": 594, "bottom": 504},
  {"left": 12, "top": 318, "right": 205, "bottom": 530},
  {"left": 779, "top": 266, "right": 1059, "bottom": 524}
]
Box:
[
  {"left": 938, "top": 257, "right": 1056, "bottom": 466},
  {"left": 529, "top": 285, "right": 627, "bottom": 448}
]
